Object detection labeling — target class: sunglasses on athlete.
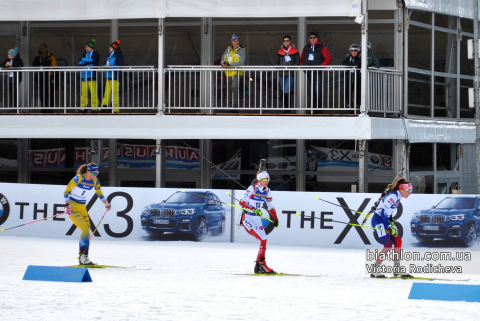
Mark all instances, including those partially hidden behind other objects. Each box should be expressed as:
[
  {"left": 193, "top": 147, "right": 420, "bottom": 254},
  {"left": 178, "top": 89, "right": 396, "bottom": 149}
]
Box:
[
  {"left": 90, "top": 171, "right": 99, "bottom": 176},
  {"left": 259, "top": 178, "right": 270, "bottom": 182}
]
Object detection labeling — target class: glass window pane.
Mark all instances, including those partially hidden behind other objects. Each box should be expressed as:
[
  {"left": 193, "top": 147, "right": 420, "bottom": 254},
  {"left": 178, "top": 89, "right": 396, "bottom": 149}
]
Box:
[
  {"left": 119, "top": 25, "right": 158, "bottom": 66},
  {"left": 29, "top": 139, "right": 97, "bottom": 169},
  {"left": 408, "top": 25, "right": 431, "bottom": 70},
  {"left": 368, "top": 23, "right": 395, "bottom": 68},
  {"left": 436, "top": 144, "right": 456, "bottom": 171},
  {"left": 165, "top": 25, "right": 201, "bottom": 66},
  {"left": 434, "top": 30, "right": 457, "bottom": 74},
  {"left": 460, "top": 78, "right": 474, "bottom": 118},
  {"left": 410, "top": 10, "right": 432, "bottom": 24},
  {"left": 460, "top": 36, "right": 474, "bottom": 76},
  {"left": 410, "top": 143, "right": 433, "bottom": 171},
  {"left": 409, "top": 174, "right": 434, "bottom": 194},
  {"left": 0, "top": 139, "right": 18, "bottom": 167},
  {"left": 434, "top": 76, "right": 457, "bottom": 118},
  {"left": 408, "top": 72, "right": 431, "bottom": 116}
]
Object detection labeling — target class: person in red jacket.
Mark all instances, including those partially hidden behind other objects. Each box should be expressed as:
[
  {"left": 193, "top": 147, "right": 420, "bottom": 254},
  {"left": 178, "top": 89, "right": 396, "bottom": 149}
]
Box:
[
  {"left": 239, "top": 171, "right": 279, "bottom": 274},
  {"left": 275, "top": 35, "right": 300, "bottom": 108},
  {"left": 300, "top": 32, "right": 331, "bottom": 108}
]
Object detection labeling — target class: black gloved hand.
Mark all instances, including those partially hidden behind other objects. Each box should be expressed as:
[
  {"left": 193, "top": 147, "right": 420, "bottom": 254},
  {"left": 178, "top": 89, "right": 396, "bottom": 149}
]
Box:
[{"left": 274, "top": 219, "right": 279, "bottom": 228}]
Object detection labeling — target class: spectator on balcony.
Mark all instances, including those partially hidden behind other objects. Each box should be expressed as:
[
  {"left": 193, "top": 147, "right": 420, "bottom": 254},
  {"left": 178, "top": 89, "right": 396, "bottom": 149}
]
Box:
[
  {"left": 32, "top": 44, "right": 58, "bottom": 112},
  {"left": 101, "top": 40, "right": 124, "bottom": 113},
  {"left": 342, "top": 44, "right": 362, "bottom": 108},
  {"left": 275, "top": 35, "right": 300, "bottom": 108},
  {"left": 0, "top": 47, "right": 24, "bottom": 108},
  {"left": 364, "top": 42, "right": 381, "bottom": 68},
  {"left": 78, "top": 39, "right": 100, "bottom": 112},
  {"left": 300, "top": 32, "right": 331, "bottom": 108},
  {"left": 221, "top": 34, "right": 246, "bottom": 108}
]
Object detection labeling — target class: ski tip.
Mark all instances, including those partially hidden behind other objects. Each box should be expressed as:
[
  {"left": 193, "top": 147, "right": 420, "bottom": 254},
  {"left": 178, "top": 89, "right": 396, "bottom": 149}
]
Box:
[
  {"left": 181, "top": 189, "right": 186, "bottom": 192},
  {"left": 1, "top": 228, "right": 5, "bottom": 232},
  {"left": 295, "top": 212, "right": 300, "bottom": 216},
  {"left": 315, "top": 196, "right": 319, "bottom": 199},
  {"left": 226, "top": 192, "right": 230, "bottom": 195}
]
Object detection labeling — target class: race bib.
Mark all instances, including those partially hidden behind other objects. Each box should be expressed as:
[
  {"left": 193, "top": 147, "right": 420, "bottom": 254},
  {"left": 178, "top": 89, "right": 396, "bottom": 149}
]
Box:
[
  {"left": 285, "top": 55, "right": 291, "bottom": 62},
  {"left": 308, "top": 54, "right": 314, "bottom": 61}
]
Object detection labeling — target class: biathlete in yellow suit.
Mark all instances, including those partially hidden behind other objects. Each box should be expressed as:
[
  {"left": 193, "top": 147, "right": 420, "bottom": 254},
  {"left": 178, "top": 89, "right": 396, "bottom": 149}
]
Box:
[{"left": 64, "top": 163, "right": 111, "bottom": 265}]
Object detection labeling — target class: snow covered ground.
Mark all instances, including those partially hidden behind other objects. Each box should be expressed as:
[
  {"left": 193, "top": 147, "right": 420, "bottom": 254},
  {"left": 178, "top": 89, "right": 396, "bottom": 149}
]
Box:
[{"left": 1, "top": 236, "right": 479, "bottom": 321}]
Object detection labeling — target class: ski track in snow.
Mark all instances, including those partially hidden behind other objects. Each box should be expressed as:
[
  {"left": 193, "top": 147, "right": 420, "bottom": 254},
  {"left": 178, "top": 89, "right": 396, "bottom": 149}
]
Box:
[{"left": 0, "top": 236, "right": 479, "bottom": 320}]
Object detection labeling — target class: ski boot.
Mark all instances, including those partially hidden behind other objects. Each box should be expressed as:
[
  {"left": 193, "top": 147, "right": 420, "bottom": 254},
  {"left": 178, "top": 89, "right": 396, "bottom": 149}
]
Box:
[
  {"left": 79, "top": 252, "right": 93, "bottom": 265},
  {"left": 254, "top": 257, "right": 275, "bottom": 274},
  {"left": 393, "top": 260, "right": 412, "bottom": 278},
  {"left": 370, "top": 263, "right": 386, "bottom": 278}
]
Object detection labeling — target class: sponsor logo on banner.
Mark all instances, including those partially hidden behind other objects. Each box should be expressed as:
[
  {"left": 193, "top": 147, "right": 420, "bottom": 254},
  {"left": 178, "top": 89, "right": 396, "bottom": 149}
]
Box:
[
  {"left": 26, "top": 145, "right": 200, "bottom": 169},
  {"left": 0, "top": 193, "right": 10, "bottom": 226}
]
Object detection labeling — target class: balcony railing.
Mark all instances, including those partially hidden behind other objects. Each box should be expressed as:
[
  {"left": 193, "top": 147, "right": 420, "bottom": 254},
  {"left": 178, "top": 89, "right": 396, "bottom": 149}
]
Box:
[
  {"left": 367, "top": 68, "right": 402, "bottom": 115},
  {"left": 165, "top": 66, "right": 402, "bottom": 115},
  {"left": 0, "top": 66, "right": 157, "bottom": 112},
  {"left": 0, "top": 65, "right": 402, "bottom": 115}
]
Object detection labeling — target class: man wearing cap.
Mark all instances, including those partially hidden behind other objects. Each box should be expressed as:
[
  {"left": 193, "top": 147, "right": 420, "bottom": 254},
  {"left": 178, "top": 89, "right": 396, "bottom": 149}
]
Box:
[
  {"left": 0, "top": 47, "right": 24, "bottom": 107},
  {"left": 221, "top": 34, "right": 246, "bottom": 108},
  {"left": 78, "top": 39, "right": 100, "bottom": 111},
  {"left": 370, "top": 178, "right": 413, "bottom": 278},
  {"left": 101, "top": 40, "right": 124, "bottom": 113},
  {"left": 300, "top": 32, "right": 331, "bottom": 108}
]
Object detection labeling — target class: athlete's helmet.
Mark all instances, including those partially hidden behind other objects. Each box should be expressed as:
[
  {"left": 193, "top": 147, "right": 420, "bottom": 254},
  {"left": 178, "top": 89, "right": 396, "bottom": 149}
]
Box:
[
  {"left": 257, "top": 171, "right": 270, "bottom": 181},
  {"left": 349, "top": 44, "right": 360, "bottom": 52},
  {"left": 361, "top": 42, "right": 372, "bottom": 50}
]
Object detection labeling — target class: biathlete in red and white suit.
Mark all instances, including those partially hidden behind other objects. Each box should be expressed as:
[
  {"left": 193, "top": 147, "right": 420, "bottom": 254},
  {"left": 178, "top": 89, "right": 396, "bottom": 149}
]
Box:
[
  {"left": 370, "top": 178, "right": 412, "bottom": 277},
  {"left": 239, "top": 171, "right": 279, "bottom": 274}
]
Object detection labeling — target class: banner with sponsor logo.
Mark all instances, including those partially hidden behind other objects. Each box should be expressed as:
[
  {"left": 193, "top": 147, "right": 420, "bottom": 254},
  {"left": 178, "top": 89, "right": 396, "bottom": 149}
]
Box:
[
  {"left": 24, "top": 144, "right": 200, "bottom": 169},
  {"left": 1, "top": 183, "right": 479, "bottom": 249}
]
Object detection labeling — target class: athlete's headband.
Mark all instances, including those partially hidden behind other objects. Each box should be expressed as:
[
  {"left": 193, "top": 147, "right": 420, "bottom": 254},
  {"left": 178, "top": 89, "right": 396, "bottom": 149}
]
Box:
[
  {"left": 399, "top": 183, "right": 412, "bottom": 192},
  {"left": 87, "top": 165, "right": 98, "bottom": 172}
]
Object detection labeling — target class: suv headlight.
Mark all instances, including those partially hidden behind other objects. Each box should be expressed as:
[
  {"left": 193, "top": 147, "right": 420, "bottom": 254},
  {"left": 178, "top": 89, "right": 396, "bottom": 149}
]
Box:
[
  {"left": 179, "top": 209, "right": 196, "bottom": 215},
  {"left": 448, "top": 214, "right": 465, "bottom": 221},
  {"left": 412, "top": 213, "right": 419, "bottom": 220},
  {"left": 142, "top": 207, "right": 150, "bottom": 214}
]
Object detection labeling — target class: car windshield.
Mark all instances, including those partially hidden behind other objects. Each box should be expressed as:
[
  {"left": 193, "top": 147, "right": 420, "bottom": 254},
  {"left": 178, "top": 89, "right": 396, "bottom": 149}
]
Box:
[
  {"left": 165, "top": 192, "right": 205, "bottom": 204},
  {"left": 435, "top": 198, "right": 475, "bottom": 210}
]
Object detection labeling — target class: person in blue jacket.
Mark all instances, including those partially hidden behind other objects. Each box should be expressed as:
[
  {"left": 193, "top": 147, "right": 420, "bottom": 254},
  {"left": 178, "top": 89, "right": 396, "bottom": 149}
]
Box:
[
  {"left": 101, "top": 40, "right": 124, "bottom": 113},
  {"left": 78, "top": 39, "right": 100, "bottom": 111},
  {"left": 370, "top": 178, "right": 412, "bottom": 278}
]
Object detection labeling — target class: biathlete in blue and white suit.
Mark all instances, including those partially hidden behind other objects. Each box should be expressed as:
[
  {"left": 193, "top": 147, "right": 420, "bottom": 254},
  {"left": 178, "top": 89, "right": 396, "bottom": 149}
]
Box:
[
  {"left": 64, "top": 163, "right": 111, "bottom": 265},
  {"left": 371, "top": 178, "right": 412, "bottom": 277},
  {"left": 239, "top": 171, "right": 279, "bottom": 274}
]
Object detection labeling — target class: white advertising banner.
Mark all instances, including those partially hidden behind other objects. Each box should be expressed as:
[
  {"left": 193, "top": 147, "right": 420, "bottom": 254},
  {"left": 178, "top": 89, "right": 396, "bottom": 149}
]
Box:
[
  {"left": 1, "top": 183, "right": 479, "bottom": 249},
  {"left": 0, "top": 183, "right": 231, "bottom": 243}
]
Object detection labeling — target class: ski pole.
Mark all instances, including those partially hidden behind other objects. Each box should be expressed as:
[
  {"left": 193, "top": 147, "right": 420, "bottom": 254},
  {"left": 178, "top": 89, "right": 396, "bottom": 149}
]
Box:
[
  {"left": 89, "top": 208, "right": 111, "bottom": 240},
  {"left": 315, "top": 196, "right": 369, "bottom": 217},
  {"left": 294, "top": 212, "right": 386, "bottom": 232},
  {"left": 226, "top": 191, "right": 279, "bottom": 223},
  {"left": 1, "top": 212, "right": 67, "bottom": 232},
  {"left": 182, "top": 190, "right": 273, "bottom": 223},
  {"left": 361, "top": 169, "right": 404, "bottom": 225}
]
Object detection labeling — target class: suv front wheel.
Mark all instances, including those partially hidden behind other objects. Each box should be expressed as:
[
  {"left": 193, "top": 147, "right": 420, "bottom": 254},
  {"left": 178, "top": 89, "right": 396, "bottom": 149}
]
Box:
[
  {"left": 192, "top": 217, "right": 208, "bottom": 241},
  {"left": 461, "top": 223, "right": 477, "bottom": 247}
]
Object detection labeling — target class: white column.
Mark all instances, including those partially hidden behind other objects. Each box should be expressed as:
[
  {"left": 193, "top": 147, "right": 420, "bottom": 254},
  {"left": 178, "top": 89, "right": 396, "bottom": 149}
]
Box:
[{"left": 157, "top": 18, "right": 165, "bottom": 114}]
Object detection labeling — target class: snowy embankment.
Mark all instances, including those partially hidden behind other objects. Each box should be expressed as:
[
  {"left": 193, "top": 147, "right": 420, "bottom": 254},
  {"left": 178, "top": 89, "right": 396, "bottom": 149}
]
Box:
[{"left": 1, "top": 236, "right": 479, "bottom": 320}]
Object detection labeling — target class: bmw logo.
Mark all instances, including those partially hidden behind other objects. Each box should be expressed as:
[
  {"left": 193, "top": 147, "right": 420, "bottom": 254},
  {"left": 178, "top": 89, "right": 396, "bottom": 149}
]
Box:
[
  {"left": 370, "top": 155, "right": 380, "bottom": 164},
  {"left": 0, "top": 193, "right": 10, "bottom": 226}
]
